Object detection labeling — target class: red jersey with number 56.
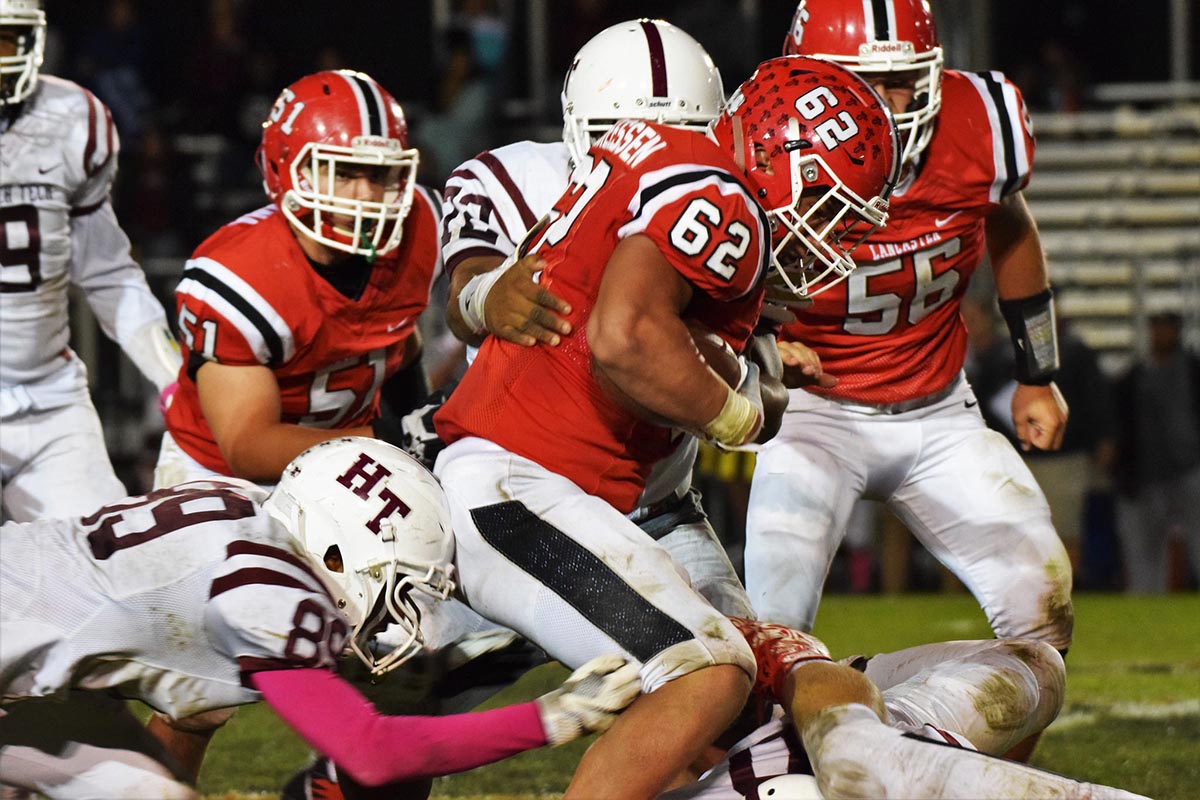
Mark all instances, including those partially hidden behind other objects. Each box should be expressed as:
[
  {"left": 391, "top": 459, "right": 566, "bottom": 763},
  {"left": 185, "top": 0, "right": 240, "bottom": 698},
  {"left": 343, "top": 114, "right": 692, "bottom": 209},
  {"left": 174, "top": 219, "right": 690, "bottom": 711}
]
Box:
[
  {"left": 436, "top": 121, "right": 769, "bottom": 512},
  {"left": 780, "top": 70, "right": 1035, "bottom": 405},
  {"left": 166, "top": 190, "right": 440, "bottom": 474}
]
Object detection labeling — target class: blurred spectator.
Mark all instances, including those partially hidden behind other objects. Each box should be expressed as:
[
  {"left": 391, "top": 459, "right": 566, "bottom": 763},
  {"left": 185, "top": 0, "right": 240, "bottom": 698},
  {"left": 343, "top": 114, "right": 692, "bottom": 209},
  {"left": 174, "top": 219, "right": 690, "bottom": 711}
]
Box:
[
  {"left": 183, "top": 0, "right": 248, "bottom": 137},
  {"left": 416, "top": 0, "right": 510, "bottom": 181},
  {"left": 672, "top": 0, "right": 757, "bottom": 88},
  {"left": 76, "top": 0, "right": 153, "bottom": 146},
  {"left": 1113, "top": 312, "right": 1200, "bottom": 593},
  {"left": 1012, "top": 39, "right": 1089, "bottom": 113},
  {"left": 114, "top": 120, "right": 193, "bottom": 258}
]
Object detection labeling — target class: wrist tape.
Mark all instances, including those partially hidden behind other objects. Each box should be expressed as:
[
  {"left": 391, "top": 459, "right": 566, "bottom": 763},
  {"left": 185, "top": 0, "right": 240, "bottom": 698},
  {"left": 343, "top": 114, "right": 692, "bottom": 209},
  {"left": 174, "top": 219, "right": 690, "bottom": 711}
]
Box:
[
  {"left": 458, "top": 261, "right": 515, "bottom": 335},
  {"left": 703, "top": 385, "right": 761, "bottom": 447}
]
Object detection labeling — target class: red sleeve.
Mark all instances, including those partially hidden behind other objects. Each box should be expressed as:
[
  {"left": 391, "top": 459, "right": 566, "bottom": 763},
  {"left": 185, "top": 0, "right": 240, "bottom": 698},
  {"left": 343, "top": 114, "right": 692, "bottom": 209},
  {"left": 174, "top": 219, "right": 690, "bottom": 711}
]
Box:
[
  {"left": 252, "top": 668, "right": 548, "bottom": 786},
  {"left": 617, "top": 172, "right": 768, "bottom": 303}
]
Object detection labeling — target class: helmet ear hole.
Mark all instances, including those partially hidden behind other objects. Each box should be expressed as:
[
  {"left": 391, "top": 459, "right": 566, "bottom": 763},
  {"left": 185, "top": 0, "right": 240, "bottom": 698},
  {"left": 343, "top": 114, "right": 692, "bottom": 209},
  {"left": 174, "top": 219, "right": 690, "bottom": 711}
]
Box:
[{"left": 323, "top": 545, "right": 344, "bottom": 573}]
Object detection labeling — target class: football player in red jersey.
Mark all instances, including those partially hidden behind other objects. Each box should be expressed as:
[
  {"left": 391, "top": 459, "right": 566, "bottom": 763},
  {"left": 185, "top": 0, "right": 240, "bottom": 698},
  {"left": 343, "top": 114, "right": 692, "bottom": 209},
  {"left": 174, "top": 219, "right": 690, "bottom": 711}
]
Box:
[
  {"left": 154, "top": 69, "right": 440, "bottom": 490},
  {"left": 745, "top": 0, "right": 1074, "bottom": 683},
  {"left": 433, "top": 56, "right": 899, "bottom": 799}
]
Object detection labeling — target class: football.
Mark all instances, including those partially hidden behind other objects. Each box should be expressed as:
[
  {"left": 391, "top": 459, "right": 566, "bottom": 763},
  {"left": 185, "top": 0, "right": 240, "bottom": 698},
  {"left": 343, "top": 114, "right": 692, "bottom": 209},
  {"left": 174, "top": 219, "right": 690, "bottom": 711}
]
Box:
[
  {"left": 592, "top": 322, "right": 742, "bottom": 425},
  {"left": 687, "top": 322, "right": 744, "bottom": 388}
]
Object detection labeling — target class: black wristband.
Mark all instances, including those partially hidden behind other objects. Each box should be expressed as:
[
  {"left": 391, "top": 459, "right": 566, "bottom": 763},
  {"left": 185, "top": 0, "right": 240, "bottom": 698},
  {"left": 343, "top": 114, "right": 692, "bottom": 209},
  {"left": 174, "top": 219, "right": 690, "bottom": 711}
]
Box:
[{"left": 998, "top": 288, "right": 1059, "bottom": 385}]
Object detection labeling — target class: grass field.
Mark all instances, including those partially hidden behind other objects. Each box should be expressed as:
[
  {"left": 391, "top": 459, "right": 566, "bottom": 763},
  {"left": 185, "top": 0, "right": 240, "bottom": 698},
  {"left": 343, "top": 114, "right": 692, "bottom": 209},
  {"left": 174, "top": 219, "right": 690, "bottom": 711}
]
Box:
[{"left": 193, "top": 593, "right": 1200, "bottom": 800}]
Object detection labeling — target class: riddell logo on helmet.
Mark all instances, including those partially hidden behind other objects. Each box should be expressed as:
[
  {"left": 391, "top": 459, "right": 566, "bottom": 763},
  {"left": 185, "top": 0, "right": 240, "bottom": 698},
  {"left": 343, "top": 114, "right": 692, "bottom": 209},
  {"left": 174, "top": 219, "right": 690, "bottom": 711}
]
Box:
[
  {"left": 859, "top": 41, "right": 915, "bottom": 58},
  {"left": 352, "top": 136, "right": 400, "bottom": 152}
]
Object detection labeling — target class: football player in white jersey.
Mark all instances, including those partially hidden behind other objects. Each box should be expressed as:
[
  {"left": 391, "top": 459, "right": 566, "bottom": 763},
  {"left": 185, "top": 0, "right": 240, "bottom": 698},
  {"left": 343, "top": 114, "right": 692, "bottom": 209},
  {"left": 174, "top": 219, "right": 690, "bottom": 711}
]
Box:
[
  {"left": 438, "top": 18, "right": 776, "bottom": 620},
  {"left": 0, "top": 0, "right": 181, "bottom": 523},
  {"left": 0, "top": 438, "right": 641, "bottom": 800},
  {"left": 662, "top": 622, "right": 1147, "bottom": 799}
]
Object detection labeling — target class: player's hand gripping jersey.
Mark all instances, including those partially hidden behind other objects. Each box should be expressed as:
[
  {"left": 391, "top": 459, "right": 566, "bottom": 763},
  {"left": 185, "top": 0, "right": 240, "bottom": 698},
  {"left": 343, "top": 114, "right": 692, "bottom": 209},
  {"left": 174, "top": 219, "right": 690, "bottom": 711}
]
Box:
[
  {"left": 165, "top": 191, "right": 440, "bottom": 474},
  {"left": 0, "top": 77, "right": 175, "bottom": 403},
  {"left": 0, "top": 480, "right": 346, "bottom": 719},
  {"left": 780, "top": 70, "right": 1035, "bottom": 405},
  {"left": 436, "top": 121, "right": 769, "bottom": 512},
  {"left": 441, "top": 140, "right": 572, "bottom": 279}
]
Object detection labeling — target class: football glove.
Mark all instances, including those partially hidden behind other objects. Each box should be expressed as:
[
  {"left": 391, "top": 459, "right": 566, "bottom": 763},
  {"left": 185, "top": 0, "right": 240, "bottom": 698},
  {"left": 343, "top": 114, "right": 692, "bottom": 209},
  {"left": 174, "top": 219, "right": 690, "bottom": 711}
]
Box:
[
  {"left": 535, "top": 654, "right": 642, "bottom": 746},
  {"left": 372, "top": 392, "right": 447, "bottom": 470}
]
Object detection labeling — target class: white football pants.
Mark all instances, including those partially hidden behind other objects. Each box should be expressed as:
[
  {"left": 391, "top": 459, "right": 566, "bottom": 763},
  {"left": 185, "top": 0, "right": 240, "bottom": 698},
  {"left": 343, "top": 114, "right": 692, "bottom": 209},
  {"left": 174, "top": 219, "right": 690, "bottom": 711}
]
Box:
[{"left": 745, "top": 374, "right": 1074, "bottom": 650}]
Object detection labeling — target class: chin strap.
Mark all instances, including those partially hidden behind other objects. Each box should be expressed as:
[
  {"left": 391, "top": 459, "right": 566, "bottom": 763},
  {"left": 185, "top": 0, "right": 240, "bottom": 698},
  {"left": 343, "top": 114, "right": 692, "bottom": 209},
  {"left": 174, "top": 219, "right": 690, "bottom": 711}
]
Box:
[{"left": 360, "top": 232, "right": 378, "bottom": 264}]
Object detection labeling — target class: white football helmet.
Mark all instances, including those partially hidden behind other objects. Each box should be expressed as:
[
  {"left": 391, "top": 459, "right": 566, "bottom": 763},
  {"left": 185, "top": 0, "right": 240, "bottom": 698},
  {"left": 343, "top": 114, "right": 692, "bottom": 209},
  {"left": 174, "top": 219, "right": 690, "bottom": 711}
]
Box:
[
  {"left": 0, "top": 0, "right": 45, "bottom": 106},
  {"left": 561, "top": 18, "right": 724, "bottom": 167},
  {"left": 264, "top": 437, "right": 456, "bottom": 676}
]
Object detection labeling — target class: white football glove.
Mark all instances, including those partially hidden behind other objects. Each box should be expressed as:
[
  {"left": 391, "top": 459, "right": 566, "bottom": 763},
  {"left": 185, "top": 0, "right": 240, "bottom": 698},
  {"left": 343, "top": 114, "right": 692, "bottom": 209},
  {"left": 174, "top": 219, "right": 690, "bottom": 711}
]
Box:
[{"left": 536, "top": 654, "right": 642, "bottom": 746}]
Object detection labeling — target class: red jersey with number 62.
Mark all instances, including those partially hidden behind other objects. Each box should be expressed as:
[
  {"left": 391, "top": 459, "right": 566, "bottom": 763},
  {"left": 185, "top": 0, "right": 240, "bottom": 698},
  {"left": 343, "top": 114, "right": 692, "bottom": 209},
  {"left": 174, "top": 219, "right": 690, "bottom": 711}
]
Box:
[
  {"left": 166, "top": 192, "right": 439, "bottom": 474},
  {"left": 436, "top": 121, "right": 769, "bottom": 512},
  {"left": 780, "top": 70, "right": 1035, "bottom": 405}
]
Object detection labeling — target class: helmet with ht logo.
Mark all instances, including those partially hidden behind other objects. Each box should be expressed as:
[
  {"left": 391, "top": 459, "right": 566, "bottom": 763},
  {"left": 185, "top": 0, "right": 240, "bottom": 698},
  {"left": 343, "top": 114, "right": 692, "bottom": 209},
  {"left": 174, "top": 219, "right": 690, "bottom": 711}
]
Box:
[
  {"left": 709, "top": 55, "right": 900, "bottom": 300},
  {"left": 264, "top": 437, "right": 455, "bottom": 675},
  {"left": 784, "top": 0, "right": 942, "bottom": 168},
  {"left": 0, "top": 0, "right": 45, "bottom": 105},
  {"left": 257, "top": 70, "right": 419, "bottom": 259},
  {"left": 561, "top": 18, "right": 725, "bottom": 168}
]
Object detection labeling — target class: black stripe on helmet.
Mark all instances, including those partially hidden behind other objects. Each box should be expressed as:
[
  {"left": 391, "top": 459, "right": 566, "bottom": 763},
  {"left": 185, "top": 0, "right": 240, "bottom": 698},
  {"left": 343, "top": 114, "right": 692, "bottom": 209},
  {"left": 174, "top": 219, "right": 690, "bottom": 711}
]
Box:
[
  {"left": 347, "top": 72, "right": 384, "bottom": 137},
  {"left": 871, "top": 0, "right": 892, "bottom": 41}
]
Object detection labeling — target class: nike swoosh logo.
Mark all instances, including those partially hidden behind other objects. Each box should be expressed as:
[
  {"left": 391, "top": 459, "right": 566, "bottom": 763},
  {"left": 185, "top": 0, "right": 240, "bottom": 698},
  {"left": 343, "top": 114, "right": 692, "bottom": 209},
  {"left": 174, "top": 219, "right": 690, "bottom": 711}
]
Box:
[
  {"left": 965, "top": 400, "right": 978, "bottom": 408},
  {"left": 386, "top": 317, "right": 411, "bottom": 332},
  {"left": 37, "top": 164, "right": 60, "bottom": 174},
  {"left": 935, "top": 211, "right": 964, "bottom": 227}
]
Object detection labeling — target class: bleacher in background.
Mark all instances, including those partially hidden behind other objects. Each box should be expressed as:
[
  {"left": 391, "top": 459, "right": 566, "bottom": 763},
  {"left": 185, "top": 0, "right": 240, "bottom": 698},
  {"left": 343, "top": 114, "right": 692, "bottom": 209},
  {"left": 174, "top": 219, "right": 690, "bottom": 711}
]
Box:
[{"left": 1026, "top": 90, "right": 1200, "bottom": 376}]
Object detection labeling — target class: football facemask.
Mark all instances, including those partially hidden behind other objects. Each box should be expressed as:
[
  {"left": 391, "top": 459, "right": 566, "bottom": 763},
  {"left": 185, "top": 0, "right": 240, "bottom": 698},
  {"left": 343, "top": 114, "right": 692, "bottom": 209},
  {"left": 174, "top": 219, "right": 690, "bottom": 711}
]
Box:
[
  {"left": 0, "top": 0, "right": 44, "bottom": 106},
  {"left": 258, "top": 70, "right": 419, "bottom": 259}
]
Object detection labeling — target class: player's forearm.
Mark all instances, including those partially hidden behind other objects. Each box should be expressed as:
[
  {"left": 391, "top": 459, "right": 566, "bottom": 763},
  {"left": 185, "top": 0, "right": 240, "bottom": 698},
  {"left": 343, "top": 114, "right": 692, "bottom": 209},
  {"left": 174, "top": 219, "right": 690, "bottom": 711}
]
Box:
[
  {"left": 122, "top": 321, "right": 183, "bottom": 391},
  {"left": 253, "top": 668, "right": 548, "bottom": 785},
  {"left": 446, "top": 255, "right": 506, "bottom": 345},
  {"left": 590, "top": 307, "right": 727, "bottom": 429},
  {"left": 71, "top": 205, "right": 178, "bottom": 361},
  {"left": 219, "top": 423, "right": 372, "bottom": 482}
]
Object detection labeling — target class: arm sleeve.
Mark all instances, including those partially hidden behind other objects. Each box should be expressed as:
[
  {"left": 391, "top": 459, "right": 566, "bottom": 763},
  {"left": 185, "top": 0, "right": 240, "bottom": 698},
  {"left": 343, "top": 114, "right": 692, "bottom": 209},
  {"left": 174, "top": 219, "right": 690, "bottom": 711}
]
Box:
[
  {"left": 441, "top": 153, "right": 529, "bottom": 277},
  {"left": 252, "top": 668, "right": 548, "bottom": 786},
  {"left": 69, "top": 202, "right": 181, "bottom": 390}
]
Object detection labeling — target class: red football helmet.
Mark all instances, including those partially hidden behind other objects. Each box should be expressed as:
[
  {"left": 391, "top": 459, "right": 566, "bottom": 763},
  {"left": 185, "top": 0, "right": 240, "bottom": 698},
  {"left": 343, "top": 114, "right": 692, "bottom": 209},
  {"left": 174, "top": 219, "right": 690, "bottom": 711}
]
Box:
[
  {"left": 784, "top": 0, "right": 942, "bottom": 169},
  {"left": 709, "top": 55, "right": 900, "bottom": 300},
  {"left": 258, "top": 70, "right": 419, "bottom": 259}
]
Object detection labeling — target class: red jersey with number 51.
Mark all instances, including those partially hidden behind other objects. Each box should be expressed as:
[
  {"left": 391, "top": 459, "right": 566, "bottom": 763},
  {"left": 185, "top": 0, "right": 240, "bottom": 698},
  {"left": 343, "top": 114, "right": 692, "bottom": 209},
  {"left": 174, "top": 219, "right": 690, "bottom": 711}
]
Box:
[
  {"left": 166, "top": 192, "right": 439, "bottom": 475},
  {"left": 780, "top": 70, "right": 1036, "bottom": 405},
  {"left": 436, "top": 121, "right": 769, "bottom": 512}
]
